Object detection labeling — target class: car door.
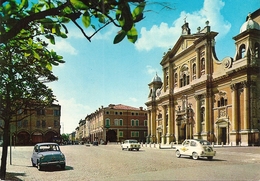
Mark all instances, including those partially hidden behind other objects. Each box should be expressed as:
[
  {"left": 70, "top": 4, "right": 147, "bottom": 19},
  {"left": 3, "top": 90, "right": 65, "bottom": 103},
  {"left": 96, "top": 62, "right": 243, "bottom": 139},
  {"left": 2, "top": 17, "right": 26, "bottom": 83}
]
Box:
[{"left": 179, "top": 140, "right": 190, "bottom": 155}]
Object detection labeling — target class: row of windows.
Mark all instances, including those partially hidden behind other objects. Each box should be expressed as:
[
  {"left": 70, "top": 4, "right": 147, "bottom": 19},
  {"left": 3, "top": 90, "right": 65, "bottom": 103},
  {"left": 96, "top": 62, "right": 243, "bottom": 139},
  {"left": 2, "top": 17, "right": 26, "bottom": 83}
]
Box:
[
  {"left": 17, "top": 109, "right": 60, "bottom": 116},
  {"left": 17, "top": 120, "right": 59, "bottom": 128},
  {"left": 164, "top": 58, "right": 206, "bottom": 89},
  {"left": 105, "top": 119, "right": 147, "bottom": 127},
  {"left": 36, "top": 120, "right": 59, "bottom": 128},
  {"left": 118, "top": 131, "right": 147, "bottom": 138},
  {"left": 105, "top": 111, "right": 142, "bottom": 116},
  {"left": 167, "top": 42, "right": 260, "bottom": 89},
  {"left": 238, "top": 42, "right": 259, "bottom": 59}
]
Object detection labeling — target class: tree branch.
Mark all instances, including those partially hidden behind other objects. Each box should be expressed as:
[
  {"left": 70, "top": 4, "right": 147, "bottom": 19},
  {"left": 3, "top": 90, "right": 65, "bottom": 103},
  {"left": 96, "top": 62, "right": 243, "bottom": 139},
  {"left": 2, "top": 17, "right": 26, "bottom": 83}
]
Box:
[{"left": 0, "top": 2, "right": 69, "bottom": 43}]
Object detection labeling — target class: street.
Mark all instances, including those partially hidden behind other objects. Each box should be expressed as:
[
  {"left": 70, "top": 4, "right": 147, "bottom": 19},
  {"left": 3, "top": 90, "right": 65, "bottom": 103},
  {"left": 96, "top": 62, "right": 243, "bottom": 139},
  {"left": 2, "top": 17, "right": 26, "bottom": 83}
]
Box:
[{"left": 2, "top": 144, "right": 260, "bottom": 180}]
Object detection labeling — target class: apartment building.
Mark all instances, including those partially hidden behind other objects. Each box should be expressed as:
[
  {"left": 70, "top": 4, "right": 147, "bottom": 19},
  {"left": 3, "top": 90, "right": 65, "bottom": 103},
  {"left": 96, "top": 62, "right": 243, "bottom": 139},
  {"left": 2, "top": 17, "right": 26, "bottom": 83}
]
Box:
[
  {"left": 0, "top": 104, "right": 61, "bottom": 146},
  {"left": 78, "top": 104, "right": 147, "bottom": 143}
]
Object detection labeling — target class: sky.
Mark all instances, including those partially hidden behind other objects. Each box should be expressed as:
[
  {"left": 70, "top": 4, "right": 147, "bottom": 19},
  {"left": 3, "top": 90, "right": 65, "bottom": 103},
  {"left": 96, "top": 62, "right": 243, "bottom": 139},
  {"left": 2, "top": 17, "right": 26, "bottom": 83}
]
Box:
[{"left": 47, "top": 0, "right": 260, "bottom": 134}]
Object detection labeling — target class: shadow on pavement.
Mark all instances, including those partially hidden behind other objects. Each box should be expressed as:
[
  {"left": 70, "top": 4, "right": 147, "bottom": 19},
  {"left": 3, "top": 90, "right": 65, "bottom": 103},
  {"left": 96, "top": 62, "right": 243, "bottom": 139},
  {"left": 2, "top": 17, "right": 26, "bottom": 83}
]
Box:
[{"left": 5, "top": 172, "right": 25, "bottom": 181}]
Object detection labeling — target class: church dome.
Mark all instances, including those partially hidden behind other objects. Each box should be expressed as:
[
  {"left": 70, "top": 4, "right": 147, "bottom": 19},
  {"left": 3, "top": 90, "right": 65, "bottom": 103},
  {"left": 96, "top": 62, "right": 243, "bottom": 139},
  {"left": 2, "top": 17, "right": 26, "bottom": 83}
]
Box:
[
  {"left": 151, "top": 73, "right": 162, "bottom": 82},
  {"left": 240, "top": 14, "right": 260, "bottom": 33}
]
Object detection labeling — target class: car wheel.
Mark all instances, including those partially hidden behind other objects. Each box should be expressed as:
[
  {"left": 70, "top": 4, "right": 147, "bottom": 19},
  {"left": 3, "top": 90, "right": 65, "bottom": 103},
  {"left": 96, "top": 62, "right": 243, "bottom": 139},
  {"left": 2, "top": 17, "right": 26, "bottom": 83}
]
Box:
[
  {"left": 192, "top": 152, "right": 199, "bottom": 160},
  {"left": 37, "top": 162, "right": 42, "bottom": 171},
  {"left": 60, "top": 163, "right": 66, "bottom": 170},
  {"left": 207, "top": 156, "right": 213, "bottom": 161},
  {"left": 31, "top": 159, "right": 36, "bottom": 167},
  {"left": 122, "top": 147, "right": 124, "bottom": 150},
  {"left": 176, "top": 150, "right": 181, "bottom": 158},
  {"left": 137, "top": 148, "right": 139, "bottom": 151}
]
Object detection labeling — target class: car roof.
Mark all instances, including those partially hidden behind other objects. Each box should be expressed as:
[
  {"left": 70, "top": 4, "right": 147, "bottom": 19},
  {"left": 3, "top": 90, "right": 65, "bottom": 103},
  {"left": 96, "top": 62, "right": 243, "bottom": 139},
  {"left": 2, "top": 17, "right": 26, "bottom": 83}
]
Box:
[{"left": 35, "top": 142, "right": 59, "bottom": 146}]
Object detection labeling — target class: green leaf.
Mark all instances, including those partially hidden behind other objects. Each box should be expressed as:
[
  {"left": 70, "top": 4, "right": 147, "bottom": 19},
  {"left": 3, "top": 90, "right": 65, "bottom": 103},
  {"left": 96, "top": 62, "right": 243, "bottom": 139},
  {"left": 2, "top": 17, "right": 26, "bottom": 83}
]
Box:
[
  {"left": 113, "top": 31, "right": 126, "bottom": 44},
  {"left": 82, "top": 11, "right": 91, "bottom": 28},
  {"left": 91, "top": 24, "right": 96, "bottom": 30},
  {"left": 132, "top": 2, "right": 146, "bottom": 20},
  {"left": 60, "top": 32, "right": 68, "bottom": 38},
  {"left": 70, "top": 0, "right": 88, "bottom": 10},
  {"left": 46, "top": 63, "right": 52, "bottom": 71},
  {"left": 33, "top": 50, "right": 40, "bottom": 60},
  {"left": 45, "top": 34, "right": 55, "bottom": 44},
  {"left": 127, "top": 26, "right": 138, "bottom": 43},
  {"left": 98, "top": 14, "right": 105, "bottom": 24},
  {"left": 19, "top": 0, "right": 28, "bottom": 10}
]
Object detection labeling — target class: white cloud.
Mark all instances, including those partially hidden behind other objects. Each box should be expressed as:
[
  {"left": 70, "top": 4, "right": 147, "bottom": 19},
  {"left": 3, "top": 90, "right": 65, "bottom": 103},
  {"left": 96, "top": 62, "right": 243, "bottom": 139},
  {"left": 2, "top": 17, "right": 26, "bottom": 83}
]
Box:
[
  {"left": 135, "top": 0, "right": 231, "bottom": 51},
  {"left": 146, "top": 65, "right": 158, "bottom": 75},
  {"left": 128, "top": 97, "right": 138, "bottom": 102},
  {"left": 58, "top": 98, "right": 91, "bottom": 133},
  {"left": 49, "top": 39, "right": 78, "bottom": 55}
]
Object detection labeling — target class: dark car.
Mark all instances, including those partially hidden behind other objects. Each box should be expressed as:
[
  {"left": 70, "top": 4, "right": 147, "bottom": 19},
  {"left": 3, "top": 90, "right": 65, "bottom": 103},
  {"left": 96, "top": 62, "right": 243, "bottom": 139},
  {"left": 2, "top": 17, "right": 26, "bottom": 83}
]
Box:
[
  {"left": 31, "top": 142, "right": 66, "bottom": 170},
  {"left": 93, "top": 141, "right": 99, "bottom": 146}
]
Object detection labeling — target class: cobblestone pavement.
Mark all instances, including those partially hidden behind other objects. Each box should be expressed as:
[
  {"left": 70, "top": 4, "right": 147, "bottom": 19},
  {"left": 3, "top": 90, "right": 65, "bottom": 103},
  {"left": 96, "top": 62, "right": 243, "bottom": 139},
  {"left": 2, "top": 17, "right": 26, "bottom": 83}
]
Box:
[{"left": 1, "top": 144, "right": 260, "bottom": 180}]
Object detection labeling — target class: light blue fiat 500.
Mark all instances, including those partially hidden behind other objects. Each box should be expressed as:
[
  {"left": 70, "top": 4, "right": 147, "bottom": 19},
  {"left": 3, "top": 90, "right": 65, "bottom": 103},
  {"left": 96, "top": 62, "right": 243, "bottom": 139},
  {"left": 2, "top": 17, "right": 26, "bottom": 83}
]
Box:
[{"left": 31, "top": 142, "right": 66, "bottom": 171}]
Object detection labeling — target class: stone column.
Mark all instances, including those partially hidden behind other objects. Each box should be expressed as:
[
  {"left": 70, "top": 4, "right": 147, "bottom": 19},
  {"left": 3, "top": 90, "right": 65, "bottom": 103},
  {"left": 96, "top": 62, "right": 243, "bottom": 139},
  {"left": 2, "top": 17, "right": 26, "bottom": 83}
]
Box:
[
  {"left": 194, "top": 95, "right": 201, "bottom": 139},
  {"left": 240, "top": 81, "right": 250, "bottom": 146},
  {"left": 243, "top": 81, "right": 249, "bottom": 130},
  {"left": 230, "top": 84, "right": 238, "bottom": 145},
  {"left": 196, "top": 49, "right": 200, "bottom": 79},
  {"left": 151, "top": 107, "right": 156, "bottom": 143},
  {"left": 162, "top": 105, "right": 166, "bottom": 144},
  {"left": 167, "top": 102, "right": 173, "bottom": 144},
  {"left": 204, "top": 93, "right": 210, "bottom": 136},
  {"left": 147, "top": 110, "right": 151, "bottom": 143}
]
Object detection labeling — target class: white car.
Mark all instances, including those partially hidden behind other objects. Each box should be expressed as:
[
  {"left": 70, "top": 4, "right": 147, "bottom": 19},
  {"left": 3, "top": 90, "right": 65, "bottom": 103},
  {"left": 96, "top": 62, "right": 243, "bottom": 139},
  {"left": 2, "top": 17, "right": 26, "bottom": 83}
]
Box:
[
  {"left": 121, "top": 139, "right": 140, "bottom": 151},
  {"left": 31, "top": 142, "right": 66, "bottom": 170},
  {"left": 175, "top": 139, "right": 216, "bottom": 160}
]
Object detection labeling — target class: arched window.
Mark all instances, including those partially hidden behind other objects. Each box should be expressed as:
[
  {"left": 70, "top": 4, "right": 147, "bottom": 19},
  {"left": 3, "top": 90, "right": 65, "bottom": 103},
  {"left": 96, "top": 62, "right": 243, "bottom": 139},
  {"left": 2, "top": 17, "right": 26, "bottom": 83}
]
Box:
[
  {"left": 239, "top": 44, "right": 246, "bottom": 59},
  {"left": 217, "top": 97, "right": 228, "bottom": 107},
  {"left": 179, "top": 65, "right": 190, "bottom": 87},
  {"left": 183, "top": 74, "right": 186, "bottom": 86},
  {"left": 105, "top": 118, "right": 110, "bottom": 127},
  {"left": 174, "top": 73, "right": 178, "bottom": 87},
  {"left": 193, "top": 64, "right": 196, "bottom": 79},
  {"left": 201, "top": 58, "right": 205, "bottom": 75},
  {"left": 255, "top": 42, "right": 259, "bottom": 58}
]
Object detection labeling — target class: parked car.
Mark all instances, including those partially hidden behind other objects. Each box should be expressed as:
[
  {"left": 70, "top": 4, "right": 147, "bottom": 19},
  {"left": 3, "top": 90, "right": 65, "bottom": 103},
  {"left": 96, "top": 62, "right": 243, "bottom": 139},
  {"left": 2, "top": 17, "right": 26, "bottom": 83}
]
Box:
[
  {"left": 93, "top": 140, "right": 99, "bottom": 146},
  {"left": 121, "top": 139, "right": 140, "bottom": 151},
  {"left": 175, "top": 139, "right": 216, "bottom": 160},
  {"left": 31, "top": 142, "right": 66, "bottom": 170}
]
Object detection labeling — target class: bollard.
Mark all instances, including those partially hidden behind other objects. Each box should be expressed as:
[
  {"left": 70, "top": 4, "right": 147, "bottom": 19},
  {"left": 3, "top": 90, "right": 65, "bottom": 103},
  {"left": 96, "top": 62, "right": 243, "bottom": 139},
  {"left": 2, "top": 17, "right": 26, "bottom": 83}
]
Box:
[
  {"left": 239, "top": 142, "right": 241, "bottom": 146},
  {"left": 221, "top": 142, "right": 223, "bottom": 147}
]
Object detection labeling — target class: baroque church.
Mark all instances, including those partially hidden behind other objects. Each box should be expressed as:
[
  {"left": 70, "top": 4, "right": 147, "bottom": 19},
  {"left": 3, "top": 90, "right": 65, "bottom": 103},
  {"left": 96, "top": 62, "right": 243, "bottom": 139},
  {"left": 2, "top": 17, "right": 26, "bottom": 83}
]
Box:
[{"left": 145, "top": 9, "right": 260, "bottom": 146}]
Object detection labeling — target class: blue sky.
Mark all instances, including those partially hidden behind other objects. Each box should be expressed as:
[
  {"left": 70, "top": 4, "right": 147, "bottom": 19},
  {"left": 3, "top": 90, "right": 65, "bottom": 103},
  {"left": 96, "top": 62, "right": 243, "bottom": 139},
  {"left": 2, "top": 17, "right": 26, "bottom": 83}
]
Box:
[{"left": 47, "top": 0, "right": 259, "bottom": 134}]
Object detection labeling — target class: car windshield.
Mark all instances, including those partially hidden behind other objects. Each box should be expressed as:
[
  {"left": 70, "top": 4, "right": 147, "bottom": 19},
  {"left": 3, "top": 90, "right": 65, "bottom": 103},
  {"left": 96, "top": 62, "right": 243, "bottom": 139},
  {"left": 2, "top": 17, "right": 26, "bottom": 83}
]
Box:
[
  {"left": 129, "top": 140, "right": 137, "bottom": 143},
  {"left": 38, "top": 144, "right": 60, "bottom": 152},
  {"left": 199, "top": 140, "right": 211, "bottom": 145}
]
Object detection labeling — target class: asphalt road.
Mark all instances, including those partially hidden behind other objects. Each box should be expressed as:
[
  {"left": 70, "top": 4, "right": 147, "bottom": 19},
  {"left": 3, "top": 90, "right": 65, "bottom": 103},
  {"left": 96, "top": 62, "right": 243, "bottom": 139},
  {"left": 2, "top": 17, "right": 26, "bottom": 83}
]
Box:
[{"left": 2, "top": 144, "right": 260, "bottom": 180}]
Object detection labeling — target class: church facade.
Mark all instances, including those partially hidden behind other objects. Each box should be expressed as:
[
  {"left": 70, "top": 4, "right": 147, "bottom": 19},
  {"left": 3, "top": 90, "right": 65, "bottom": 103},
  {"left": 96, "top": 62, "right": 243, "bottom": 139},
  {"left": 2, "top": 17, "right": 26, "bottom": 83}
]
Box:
[{"left": 145, "top": 9, "right": 260, "bottom": 146}]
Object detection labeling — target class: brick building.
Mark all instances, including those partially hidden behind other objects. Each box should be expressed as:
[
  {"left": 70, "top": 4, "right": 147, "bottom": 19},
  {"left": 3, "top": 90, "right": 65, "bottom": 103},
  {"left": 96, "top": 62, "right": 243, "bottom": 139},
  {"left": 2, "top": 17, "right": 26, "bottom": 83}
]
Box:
[
  {"left": 79, "top": 104, "right": 147, "bottom": 143},
  {"left": 145, "top": 9, "right": 260, "bottom": 146}
]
